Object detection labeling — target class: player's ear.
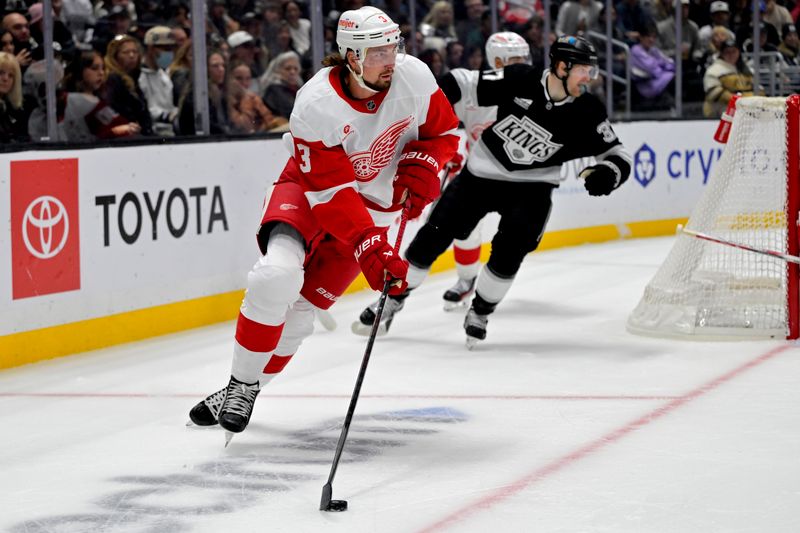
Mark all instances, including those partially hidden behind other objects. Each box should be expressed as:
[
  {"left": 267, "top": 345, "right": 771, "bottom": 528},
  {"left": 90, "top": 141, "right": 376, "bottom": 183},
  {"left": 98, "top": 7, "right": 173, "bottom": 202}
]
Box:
[
  {"left": 494, "top": 57, "right": 504, "bottom": 70},
  {"left": 346, "top": 50, "right": 361, "bottom": 73}
]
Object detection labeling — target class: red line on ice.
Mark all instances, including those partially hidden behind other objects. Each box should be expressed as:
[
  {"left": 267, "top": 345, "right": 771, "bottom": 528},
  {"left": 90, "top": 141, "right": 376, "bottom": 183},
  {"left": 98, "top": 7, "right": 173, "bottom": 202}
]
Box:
[{"left": 416, "top": 344, "right": 793, "bottom": 533}]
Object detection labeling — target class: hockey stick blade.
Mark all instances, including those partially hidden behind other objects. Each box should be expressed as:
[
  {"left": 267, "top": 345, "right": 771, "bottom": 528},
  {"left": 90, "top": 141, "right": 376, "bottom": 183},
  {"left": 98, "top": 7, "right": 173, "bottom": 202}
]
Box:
[{"left": 678, "top": 225, "right": 800, "bottom": 264}]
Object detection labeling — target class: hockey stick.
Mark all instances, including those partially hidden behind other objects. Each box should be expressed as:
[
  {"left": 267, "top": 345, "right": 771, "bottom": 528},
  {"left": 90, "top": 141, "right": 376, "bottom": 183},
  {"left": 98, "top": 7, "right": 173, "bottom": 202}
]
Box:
[
  {"left": 320, "top": 206, "right": 410, "bottom": 512},
  {"left": 678, "top": 225, "right": 800, "bottom": 264}
]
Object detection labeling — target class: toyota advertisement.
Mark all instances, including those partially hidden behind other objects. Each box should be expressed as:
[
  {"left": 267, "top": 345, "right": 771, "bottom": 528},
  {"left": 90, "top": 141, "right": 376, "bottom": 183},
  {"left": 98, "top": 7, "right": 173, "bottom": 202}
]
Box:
[{"left": 0, "top": 119, "right": 721, "bottom": 364}]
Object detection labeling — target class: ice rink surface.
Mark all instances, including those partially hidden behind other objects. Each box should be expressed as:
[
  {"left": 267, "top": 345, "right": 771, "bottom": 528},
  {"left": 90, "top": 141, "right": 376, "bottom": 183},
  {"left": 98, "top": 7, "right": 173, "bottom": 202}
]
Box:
[{"left": 2, "top": 236, "right": 799, "bottom": 533}]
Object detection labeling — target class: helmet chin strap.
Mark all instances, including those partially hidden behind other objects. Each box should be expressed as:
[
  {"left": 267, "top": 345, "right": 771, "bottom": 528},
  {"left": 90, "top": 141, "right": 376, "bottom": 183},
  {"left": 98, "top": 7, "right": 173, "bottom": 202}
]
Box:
[
  {"left": 558, "top": 62, "right": 571, "bottom": 96},
  {"left": 347, "top": 59, "right": 380, "bottom": 94},
  {"left": 555, "top": 62, "right": 589, "bottom": 98}
]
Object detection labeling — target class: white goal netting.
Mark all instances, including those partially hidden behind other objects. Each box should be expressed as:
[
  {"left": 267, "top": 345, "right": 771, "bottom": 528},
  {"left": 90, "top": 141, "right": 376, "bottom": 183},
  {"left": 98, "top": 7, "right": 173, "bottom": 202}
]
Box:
[{"left": 628, "top": 97, "right": 796, "bottom": 339}]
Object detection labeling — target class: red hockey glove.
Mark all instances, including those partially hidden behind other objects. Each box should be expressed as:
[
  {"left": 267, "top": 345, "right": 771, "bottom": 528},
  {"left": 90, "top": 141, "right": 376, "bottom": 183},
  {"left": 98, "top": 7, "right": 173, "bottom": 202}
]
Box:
[
  {"left": 353, "top": 227, "right": 409, "bottom": 294},
  {"left": 393, "top": 141, "right": 441, "bottom": 219},
  {"left": 579, "top": 163, "right": 621, "bottom": 196}
]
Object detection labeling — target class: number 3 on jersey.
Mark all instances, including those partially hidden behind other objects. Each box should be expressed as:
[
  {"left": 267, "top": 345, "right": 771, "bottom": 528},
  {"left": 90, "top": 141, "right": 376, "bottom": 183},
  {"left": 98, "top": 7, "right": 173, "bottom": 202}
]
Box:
[{"left": 297, "top": 143, "right": 311, "bottom": 172}]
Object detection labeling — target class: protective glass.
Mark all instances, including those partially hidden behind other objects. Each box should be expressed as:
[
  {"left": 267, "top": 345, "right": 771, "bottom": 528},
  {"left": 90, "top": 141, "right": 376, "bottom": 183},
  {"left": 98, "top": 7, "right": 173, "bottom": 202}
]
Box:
[
  {"left": 572, "top": 63, "right": 599, "bottom": 80},
  {"left": 362, "top": 39, "right": 405, "bottom": 67}
]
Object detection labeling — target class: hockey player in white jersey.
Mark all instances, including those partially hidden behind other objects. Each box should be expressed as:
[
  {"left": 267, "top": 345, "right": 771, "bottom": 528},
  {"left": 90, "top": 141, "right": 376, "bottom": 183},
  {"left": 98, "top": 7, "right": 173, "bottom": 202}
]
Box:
[
  {"left": 187, "top": 6, "right": 459, "bottom": 442},
  {"left": 438, "top": 32, "right": 530, "bottom": 310},
  {"left": 355, "top": 35, "right": 632, "bottom": 347}
]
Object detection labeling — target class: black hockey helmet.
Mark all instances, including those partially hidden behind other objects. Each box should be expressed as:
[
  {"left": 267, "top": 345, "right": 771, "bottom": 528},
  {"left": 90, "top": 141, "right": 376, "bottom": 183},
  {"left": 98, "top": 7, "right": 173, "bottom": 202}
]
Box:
[{"left": 549, "top": 35, "right": 598, "bottom": 70}]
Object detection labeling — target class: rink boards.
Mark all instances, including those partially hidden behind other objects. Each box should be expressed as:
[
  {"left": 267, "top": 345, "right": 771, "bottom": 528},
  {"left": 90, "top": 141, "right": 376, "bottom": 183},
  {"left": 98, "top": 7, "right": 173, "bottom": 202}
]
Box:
[{"left": 0, "top": 120, "right": 719, "bottom": 368}]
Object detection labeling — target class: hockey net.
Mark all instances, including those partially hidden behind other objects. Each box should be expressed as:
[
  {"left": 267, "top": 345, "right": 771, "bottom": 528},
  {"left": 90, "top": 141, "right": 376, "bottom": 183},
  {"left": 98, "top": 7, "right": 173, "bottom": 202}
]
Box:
[{"left": 628, "top": 95, "right": 800, "bottom": 340}]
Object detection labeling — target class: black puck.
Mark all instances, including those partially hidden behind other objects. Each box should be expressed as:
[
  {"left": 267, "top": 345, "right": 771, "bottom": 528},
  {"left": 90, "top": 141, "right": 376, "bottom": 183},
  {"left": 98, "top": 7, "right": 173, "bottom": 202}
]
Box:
[{"left": 325, "top": 499, "right": 348, "bottom": 512}]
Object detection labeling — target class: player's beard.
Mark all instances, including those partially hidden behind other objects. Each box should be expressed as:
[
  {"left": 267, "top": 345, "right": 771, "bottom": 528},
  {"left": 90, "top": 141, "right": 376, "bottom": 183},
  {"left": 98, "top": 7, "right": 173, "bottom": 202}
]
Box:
[{"left": 363, "top": 68, "right": 394, "bottom": 92}]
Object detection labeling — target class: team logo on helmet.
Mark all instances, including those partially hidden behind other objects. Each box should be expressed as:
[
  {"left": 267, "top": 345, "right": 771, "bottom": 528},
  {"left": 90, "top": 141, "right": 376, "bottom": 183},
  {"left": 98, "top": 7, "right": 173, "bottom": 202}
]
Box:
[{"left": 349, "top": 116, "right": 414, "bottom": 181}]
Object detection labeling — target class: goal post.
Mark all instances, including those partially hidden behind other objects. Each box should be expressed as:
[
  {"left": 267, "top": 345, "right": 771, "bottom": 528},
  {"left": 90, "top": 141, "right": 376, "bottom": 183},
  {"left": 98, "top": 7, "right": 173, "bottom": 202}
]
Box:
[{"left": 628, "top": 95, "right": 800, "bottom": 340}]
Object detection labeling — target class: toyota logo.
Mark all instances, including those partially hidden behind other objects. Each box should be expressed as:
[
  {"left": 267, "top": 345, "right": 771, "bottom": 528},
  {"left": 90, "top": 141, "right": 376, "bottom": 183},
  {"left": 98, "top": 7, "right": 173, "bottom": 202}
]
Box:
[{"left": 22, "top": 195, "right": 70, "bottom": 259}]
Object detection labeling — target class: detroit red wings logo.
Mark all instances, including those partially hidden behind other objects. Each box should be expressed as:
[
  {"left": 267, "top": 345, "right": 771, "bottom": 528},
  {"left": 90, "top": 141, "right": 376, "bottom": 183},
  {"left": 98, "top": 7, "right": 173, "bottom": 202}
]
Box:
[{"left": 349, "top": 116, "right": 414, "bottom": 182}]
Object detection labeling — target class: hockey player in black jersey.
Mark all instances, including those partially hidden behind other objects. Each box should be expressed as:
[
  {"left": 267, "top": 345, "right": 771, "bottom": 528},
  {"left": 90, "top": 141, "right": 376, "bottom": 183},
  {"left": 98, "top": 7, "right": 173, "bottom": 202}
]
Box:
[{"left": 355, "top": 35, "right": 632, "bottom": 347}]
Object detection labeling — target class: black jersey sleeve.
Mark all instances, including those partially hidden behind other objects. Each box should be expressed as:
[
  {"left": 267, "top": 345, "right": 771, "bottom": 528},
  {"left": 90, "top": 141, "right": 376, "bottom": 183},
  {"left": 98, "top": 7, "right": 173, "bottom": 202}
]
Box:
[
  {"left": 476, "top": 63, "right": 533, "bottom": 107},
  {"left": 438, "top": 71, "right": 462, "bottom": 106}
]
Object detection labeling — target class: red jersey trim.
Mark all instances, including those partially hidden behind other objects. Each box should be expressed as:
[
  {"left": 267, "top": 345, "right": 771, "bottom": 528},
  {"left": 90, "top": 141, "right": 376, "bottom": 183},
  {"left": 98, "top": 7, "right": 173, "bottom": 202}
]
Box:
[{"left": 328, "top": 66, "right": 389, "bottom": 114}]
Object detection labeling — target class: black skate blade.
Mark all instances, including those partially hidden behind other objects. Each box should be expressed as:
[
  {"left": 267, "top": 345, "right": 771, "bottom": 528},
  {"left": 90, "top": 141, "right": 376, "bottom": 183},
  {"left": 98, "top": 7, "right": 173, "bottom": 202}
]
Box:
[{"left": 224, "top": 431, "right": 234, "bottom": 447}]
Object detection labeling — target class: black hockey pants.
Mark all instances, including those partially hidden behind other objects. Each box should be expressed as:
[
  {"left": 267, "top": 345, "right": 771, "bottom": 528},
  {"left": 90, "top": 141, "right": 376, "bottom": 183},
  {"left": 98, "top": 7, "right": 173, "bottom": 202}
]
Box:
[{"left": 405, "top": 168, "right": 556, "bottom": 279}]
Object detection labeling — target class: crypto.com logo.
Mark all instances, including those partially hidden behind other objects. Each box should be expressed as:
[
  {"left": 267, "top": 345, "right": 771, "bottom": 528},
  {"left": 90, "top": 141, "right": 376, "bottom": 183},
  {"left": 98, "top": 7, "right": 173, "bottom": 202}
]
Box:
[
  {"left": 22, "top": 195, "right": 70, "bottom": 259},
  {"left": 634, "top": 143, "right": 656, "bottom": 187}
]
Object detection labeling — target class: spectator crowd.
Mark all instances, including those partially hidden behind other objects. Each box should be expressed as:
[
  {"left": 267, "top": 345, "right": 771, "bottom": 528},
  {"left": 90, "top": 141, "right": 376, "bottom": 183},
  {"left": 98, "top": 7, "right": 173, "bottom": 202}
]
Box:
[{"left": 1, "top": 0, "right": 799, "bottom": 144}]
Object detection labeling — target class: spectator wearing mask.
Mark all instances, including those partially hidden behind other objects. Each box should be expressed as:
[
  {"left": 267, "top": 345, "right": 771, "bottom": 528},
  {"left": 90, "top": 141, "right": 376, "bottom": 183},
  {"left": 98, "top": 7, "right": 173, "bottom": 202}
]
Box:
[
  {"left": 103, "top": 34, "right": 152, "bottom": 135},
  {"left": 228, "top": 61, "right": 287, "bottom": 133},
  {"left": 259, "top": 50, "right": 301, "bottom": 120},
  {"left": 139, "top": 25, "right": 178, "bottom": 137},
  {"left": 703, "top": 39, "right": 762, "bottom": 117},
  {"left": 2, "top": 12, "right": 35, "bottom": 70},
  {"left": 0, "top": 51, "right": 27, "bottom": 142}
]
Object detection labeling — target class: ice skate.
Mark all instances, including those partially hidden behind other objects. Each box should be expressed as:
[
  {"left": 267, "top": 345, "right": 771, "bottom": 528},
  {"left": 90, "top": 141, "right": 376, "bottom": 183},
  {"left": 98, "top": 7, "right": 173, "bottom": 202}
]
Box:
[
  {"left": 187, "top": 387, "right": 226, "bottom": 427},
  {"left": 442, "top": 277, "right": 476, "bottom": 311},
  {"left": 217, "top": 376, "right": 261, "bottom": 445},
  {"left": 351, "top": 296, "right": 405, "bottom": 336},
  {"left": 464, "top": 307, "right": 489, "bottom": 350}
]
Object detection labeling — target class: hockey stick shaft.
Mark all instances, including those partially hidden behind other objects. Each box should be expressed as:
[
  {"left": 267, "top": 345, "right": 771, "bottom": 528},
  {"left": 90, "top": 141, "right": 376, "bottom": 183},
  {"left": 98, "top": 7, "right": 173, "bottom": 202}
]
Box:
[
  {"left": 679, "top": 225, "right": 800, "bottom": 264},
  {"left": 320, "top": 207, "right": 410, "bottom": 511}
]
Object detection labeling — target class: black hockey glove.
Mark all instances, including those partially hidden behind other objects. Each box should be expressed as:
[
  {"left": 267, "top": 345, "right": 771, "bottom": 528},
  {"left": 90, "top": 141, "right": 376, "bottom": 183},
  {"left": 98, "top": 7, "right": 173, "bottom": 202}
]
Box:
[{"left": 580, "top": 163, "right": 621, "bottom": 196}]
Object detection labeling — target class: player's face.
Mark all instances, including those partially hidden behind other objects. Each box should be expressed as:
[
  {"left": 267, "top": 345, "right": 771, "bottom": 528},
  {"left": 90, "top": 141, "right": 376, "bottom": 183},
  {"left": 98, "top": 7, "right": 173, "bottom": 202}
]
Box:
[
  {"left": 360, "top": 43, "right": 398, "bottom": 91},
  {"left": 566, "top": 63, "right": 597, "bottom": 97}
]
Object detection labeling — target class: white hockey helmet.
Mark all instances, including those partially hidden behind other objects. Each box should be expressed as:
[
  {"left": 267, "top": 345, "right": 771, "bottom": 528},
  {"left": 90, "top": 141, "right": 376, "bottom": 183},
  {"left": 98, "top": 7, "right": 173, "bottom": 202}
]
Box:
[
  {"left": 336, "top": 6, "right": 401, "bottom": 62},
  {"left": 485, "top": 31, "right": 530, "bottom": 70}
]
